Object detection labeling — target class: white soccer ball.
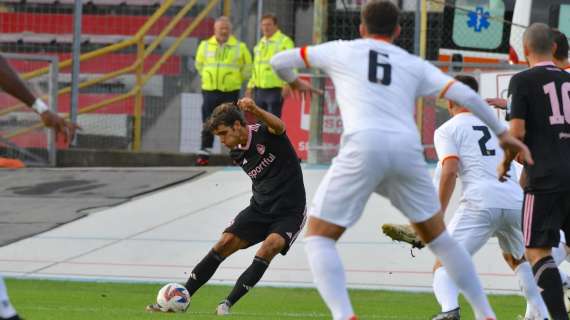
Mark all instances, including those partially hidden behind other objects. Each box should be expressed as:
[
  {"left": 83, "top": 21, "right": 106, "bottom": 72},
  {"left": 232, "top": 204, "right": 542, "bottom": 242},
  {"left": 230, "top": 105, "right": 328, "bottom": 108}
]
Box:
[{"left": 156, "top": 283, "right": 190, "bottom": 312}]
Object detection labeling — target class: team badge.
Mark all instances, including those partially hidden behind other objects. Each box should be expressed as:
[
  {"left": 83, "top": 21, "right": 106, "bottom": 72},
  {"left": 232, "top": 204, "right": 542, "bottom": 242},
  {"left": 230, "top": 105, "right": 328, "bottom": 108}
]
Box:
[{"left": 256, "top": 144, "right": 265, "bottom": 155}]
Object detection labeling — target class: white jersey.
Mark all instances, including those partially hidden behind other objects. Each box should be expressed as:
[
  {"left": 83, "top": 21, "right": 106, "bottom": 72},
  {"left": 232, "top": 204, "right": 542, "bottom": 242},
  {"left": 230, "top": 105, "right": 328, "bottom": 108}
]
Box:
[
  {"left": 433, "top": 113, "right": 522, "bottom": 210},
  {"left": 303, "top": 39, "right": 453, "bottom": 136}
]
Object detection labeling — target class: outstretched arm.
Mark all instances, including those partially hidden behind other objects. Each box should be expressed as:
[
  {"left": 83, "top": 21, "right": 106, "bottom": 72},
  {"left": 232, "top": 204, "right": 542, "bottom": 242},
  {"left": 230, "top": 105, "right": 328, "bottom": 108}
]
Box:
[
  {"left": 0, "top": 55, "right": 37, "bottom": 107},
  {"left": 439, "top": 158, "right": 459, "bottom": 215},
  {"left": 443, "top": 82, "right": 533, "bottom": 176},
  {"left": 270, "top": 49, "right": 322, "bottom": 95},
  {"left": 0, "top": 54, "right": 79, "bottom": 142},
  {"left": 237, "top": 97, "right": 285, "bottom": 135}
]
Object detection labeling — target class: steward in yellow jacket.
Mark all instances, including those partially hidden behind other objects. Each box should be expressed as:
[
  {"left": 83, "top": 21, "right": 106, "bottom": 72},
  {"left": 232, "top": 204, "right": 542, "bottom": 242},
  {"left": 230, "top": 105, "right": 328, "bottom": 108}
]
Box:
[
  {"left": 194, "top": 16, "right": 252, "bottom": 165},
  {"left": 245, "top": 14, "right": 293, "bottom": 118}
]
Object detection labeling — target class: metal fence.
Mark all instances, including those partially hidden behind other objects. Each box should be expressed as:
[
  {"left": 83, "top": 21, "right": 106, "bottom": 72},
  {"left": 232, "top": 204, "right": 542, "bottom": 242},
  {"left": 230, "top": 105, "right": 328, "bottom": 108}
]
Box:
[
  {"left": 0, "top": 53, "right": 59, "bottom": 167},
  {"left": 0, "top": 0, "right": 531, "bottom": 166},
  {"left": 0, "top": 0, "right": 224, "bottom": 165}
]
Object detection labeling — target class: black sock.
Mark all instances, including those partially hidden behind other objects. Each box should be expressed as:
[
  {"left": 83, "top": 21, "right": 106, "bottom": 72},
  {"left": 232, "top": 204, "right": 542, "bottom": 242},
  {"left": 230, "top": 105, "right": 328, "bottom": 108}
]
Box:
[
  {"left": 533, "top": 255, "right": 568, "bottom": 320},
  {"left": 226, "top": 256, "right": 270, "bottom": 306},
  {"left": 185, "top": 250, "right": 225, "bottom": 296}
]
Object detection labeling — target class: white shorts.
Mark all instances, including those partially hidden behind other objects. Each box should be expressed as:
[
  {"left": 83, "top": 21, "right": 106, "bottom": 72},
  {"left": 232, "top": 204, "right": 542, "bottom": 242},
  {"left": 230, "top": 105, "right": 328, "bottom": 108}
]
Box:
[
  {"left": 448, "top": 206, "right": 524, "bottom": 259},
  {"left": 310, "top": 130, "right": 440, "bottom": 227}
]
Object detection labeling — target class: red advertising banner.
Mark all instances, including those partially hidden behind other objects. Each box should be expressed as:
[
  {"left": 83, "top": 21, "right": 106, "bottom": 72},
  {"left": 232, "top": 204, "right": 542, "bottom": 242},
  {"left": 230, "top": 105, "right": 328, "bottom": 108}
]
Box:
[
  {"left": 281, "top": 76, "right": 436, "bottom": 162},
  {"left": 281, "top": 77, "right": 342, "bottom": 161}
]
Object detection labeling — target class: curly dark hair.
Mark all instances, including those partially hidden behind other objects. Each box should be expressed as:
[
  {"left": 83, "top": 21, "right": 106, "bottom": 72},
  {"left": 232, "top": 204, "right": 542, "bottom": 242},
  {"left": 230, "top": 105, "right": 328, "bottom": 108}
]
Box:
[
  {"left": 552, "top": 29, "right": 569, "bottom": 60},
  {"left": 205, "top": 102, "right": 246, "bottom": 132}
]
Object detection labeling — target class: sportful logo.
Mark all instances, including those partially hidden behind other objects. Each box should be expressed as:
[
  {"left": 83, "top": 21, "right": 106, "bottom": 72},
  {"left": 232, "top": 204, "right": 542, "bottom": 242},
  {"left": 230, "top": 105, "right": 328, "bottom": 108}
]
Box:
[
  {"left": 256, "top": 144, "right": 265, "bottom": 155},
  {"left": 247, "top": 153, "right": 276, "bottom": 179}
]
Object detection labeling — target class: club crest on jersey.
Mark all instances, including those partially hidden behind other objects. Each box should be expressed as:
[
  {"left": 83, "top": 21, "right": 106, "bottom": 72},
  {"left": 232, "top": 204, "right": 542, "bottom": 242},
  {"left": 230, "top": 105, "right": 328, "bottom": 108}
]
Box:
[{"left": 256, "top": 144, "right": 265, "bottom": 155}]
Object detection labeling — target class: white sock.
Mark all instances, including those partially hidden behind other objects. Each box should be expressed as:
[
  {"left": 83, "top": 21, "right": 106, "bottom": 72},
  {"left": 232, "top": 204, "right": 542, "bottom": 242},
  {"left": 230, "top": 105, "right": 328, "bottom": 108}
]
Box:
[
  {"left": 0, "top": 277, "right": 17, "bottom": 318},
  {"left": 433, "top": 267, "right": 460, "bottom": 312},
  {"left": 305, "top": 236, "right": 355, "bottom": 320},
  {"left": 560, "top": 269, "right": 570, "bottom": 288},
  {"left": 515, "top": 262, "right": 549, "bottom": 319},
  {"left": 427, "top": 231, "right": 495, "bottom": 320},
  {"left": 552, "top": 242, "right": 567, "bottom": 265}
]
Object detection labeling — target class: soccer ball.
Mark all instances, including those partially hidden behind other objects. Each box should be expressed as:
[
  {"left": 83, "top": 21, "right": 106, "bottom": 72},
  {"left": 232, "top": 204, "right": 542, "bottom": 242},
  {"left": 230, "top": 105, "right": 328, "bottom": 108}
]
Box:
[{"left": 156, "top": 283, "right": 190, "bottom": 312}]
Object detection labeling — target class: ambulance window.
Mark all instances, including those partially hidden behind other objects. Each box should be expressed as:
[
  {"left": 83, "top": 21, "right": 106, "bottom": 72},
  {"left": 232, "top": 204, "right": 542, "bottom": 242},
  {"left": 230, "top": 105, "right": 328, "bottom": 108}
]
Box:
[{"left": 557, "top": 4, "right": 570, "bottom": 37}]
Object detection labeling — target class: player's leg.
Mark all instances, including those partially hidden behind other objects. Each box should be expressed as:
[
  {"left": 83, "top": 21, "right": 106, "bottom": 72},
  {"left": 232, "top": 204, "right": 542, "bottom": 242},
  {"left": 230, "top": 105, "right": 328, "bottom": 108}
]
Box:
[
  {"left": 497, "top": 208, "right": 549, "bottom": 319},
  {"left": 265, "top": 89, "right": 284, "bottom": 118},
  {"left": 431, "top": 207, "right": 494, "bottom": 319},
  {"left": 0, "top": 277, "right": 19, "bottom": 320},
  {"left": 384, "top": 142, "right": 495, "bottom": 320},
  {"left": 217, "top": 233, "right": 283, "bottom": 315},
  {"left": 524, "top": 192, "right": 568, "bottom": 319},
  {"left": 552, "top": 232, "right": 570, "bottom": 286},
  {"left": 253, "top": 89, "right": 270, "bottom": 113},
  {"left": 431, "top": 260, "right": 460, "bottom": 320},
  {"left": 197, "top": 91, "right": 218, "bottom": 165},
  {"left": 503, "top": 253, "right": 549, "bottom": 319},
  {"left": 146, "top": 229, "right": 249, "bottom": 313},
  {"left": 411, "top": 213, "right": 495, "bottom": 319},
  {"left": 305, "top": 217, "right": 353, "bottom": 320},
  {"left": 219, "top": 210, "right": 306, "bottom": 314},
  {"left": 184, "top": 206, "right": 263, "bottom": 296},
  {"left": 305, "top": 131, "right": 386, "bottom": 320},
  {"left": 184, "top": 232, "right": 249, "bottom": 295}
]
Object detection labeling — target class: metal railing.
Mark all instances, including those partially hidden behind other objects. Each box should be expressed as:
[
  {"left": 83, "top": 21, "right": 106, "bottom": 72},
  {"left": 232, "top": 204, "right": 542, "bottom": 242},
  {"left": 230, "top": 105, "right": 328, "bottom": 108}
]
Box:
[{"left": 1, "top": 0, "right": 222, "bottom": 151}]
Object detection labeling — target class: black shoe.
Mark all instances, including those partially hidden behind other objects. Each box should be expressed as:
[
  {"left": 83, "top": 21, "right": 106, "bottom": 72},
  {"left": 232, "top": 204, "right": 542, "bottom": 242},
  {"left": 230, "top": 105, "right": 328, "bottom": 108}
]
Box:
[
  {"left": 1, "top": 315, "right": 22, "bottom": 320},
  {"left": 432, "top": 307, "right": 460, "bottom": 320}
]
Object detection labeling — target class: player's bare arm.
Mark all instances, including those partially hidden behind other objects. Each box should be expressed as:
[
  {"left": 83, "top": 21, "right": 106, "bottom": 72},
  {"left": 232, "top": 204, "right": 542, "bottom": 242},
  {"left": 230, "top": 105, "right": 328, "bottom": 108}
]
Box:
[
  {"left": 237, "top": 97, "right": 285, "bottom": 135},
  {"left": 0, "top": 54, "right": 79, "bottom": 142},
  {"left": 485, "top": 97, "right": 508, "bottom": 110},
  {"left": 439, "top": 158, "right": 459, "bottom": 215},
  {"left": 497, "top": 119, "right": 529, "bottom": 182},
  {"left": 497, "top": 119, "right": 527, "bottom": 182},
  {"left": 442, "top": 81, "right": 533, "bottom": 178},
  {"left": 270, "top": 49, "right": 322, "bottom": 97}
]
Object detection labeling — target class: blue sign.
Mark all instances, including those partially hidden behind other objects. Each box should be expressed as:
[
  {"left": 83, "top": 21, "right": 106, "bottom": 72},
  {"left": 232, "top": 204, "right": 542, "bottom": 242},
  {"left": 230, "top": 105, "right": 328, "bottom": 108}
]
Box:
[{"left": 467, "top": 6, "right": 491, "bottom": 32}]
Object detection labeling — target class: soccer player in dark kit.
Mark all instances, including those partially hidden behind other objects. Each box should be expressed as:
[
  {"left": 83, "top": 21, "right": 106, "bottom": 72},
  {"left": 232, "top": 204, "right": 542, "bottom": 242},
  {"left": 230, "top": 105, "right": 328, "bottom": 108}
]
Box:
[
  {"left": 504, "top": 22, "right": 570, "bottom": 319},
  {"left": 146, "top": 97, "right": 306, "bottom": 315}
]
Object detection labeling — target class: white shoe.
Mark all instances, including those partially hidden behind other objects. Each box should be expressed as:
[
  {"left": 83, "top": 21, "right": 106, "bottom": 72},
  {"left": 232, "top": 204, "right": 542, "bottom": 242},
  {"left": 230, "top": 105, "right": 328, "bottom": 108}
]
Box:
[{"left": 216, "top": 300, "right": 231, "bottom": 316}]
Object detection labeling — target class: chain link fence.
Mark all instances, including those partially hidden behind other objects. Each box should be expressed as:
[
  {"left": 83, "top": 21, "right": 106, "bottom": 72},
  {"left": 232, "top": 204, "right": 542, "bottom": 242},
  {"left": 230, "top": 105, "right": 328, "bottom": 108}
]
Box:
[
  {"left": 0, "top": 0, "right": 541, "bottom": 166},
  {"left": 0, "top": 53, "right": 59, "bottom": 167},
  {"left": 0, "top": 0, "right": 223, "bottom": 164}
]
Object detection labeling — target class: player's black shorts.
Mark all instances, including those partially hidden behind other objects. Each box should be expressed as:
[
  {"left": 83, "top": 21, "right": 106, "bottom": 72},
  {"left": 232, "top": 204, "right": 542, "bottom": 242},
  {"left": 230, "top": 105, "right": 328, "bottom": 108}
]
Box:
[
  {"left": 224, "top": 206, "right": 306, "bottom": 255},
  {"left": 522, "top": 190, "right": 570, "bottom": 248}
]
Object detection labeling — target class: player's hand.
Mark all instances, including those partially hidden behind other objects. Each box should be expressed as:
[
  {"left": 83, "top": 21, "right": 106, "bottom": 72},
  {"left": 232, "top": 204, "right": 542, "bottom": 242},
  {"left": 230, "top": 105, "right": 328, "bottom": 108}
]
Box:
[
  {"left": 40, "top": 111, "right": 80, "bottom": 143},
  {"left": 281, "top": 85, "right": 291, "bottom": 98},
  {"left": 289, "top": 78, "right": 323, "bottom": 99},
  {"left": 485, "top": 98, "right": 507, "bottom": 110},
  {"left": 497, "top": 132, "right": 533, "bottom": 182},
  {"left": 237, "top": 97, "right": 260, "bottom": 115}
]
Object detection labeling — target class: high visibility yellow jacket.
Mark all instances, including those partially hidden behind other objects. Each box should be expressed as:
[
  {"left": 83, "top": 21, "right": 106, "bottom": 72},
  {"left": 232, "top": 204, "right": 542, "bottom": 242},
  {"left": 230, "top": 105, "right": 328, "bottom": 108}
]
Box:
[
  {"left": 195, "top": 35, "right": 252, "bottom": 92},
  {"left": 247, "top": 30, "right": 294, "bottom": 89}
]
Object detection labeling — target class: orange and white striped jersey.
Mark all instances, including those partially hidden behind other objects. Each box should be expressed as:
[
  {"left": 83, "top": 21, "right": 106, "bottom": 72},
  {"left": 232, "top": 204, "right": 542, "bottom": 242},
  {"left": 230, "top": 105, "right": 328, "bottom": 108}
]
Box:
[
  {"left": 433, "top": 112, "right": 522, "bottom": 210},
  {"left": 301, "top": 39, "right": 455, "bottom": 136}
]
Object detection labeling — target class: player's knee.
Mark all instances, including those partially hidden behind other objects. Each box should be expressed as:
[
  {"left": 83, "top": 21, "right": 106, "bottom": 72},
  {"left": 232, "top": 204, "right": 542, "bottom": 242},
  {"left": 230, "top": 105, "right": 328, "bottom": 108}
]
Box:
[
  {"left": 432, "top": 260, "right": 443, "bottom": 272},
  {"left": 502, "top": 253, "right": 522, "bottom": 269},
  {"left": 258, "top": 234, "right": 286, "bottom": 259},
  {"left": 214, "top": 233, "right": 242, "bottom": 256}
]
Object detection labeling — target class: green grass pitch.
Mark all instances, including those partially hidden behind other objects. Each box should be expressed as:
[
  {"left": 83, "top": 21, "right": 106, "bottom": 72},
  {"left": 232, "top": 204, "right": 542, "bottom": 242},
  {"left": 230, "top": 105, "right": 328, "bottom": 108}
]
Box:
[{"left": 7, "top": 278, "right": 527, "bottom": 319}]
